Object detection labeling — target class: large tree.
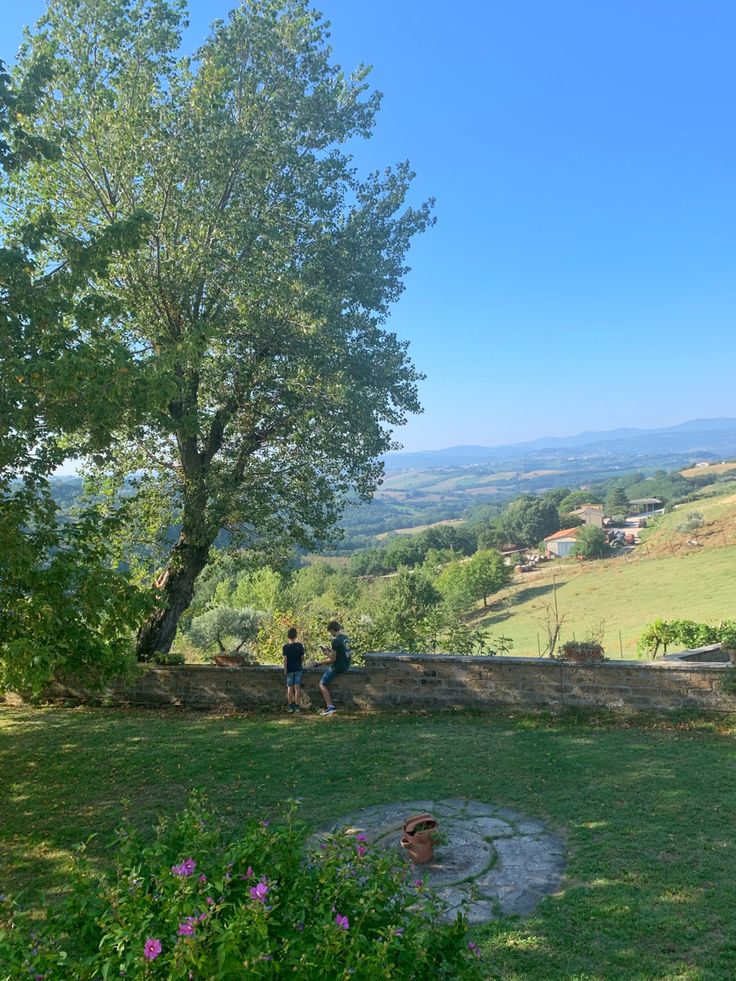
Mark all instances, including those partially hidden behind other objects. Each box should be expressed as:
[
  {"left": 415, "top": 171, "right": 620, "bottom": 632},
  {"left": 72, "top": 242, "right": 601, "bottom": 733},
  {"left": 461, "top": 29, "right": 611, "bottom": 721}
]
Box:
[
  {"left": 10, "top": 0, "right": 433, "bottom": 656},
  {"left": 498, "top": 495, "right": 560, "bottom": 548}
]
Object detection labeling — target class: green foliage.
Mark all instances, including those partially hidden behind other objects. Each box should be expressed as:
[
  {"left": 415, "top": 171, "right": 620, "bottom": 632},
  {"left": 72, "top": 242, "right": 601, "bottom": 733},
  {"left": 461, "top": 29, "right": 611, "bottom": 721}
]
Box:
[
  {"left": 366, "top": 568, "right": 442, "bottom": 653},
  {"left": 636, "top": 617, "right": 733, "bottom": 657},
  {"left": 188, "top": 605, "right": 263, "bottom": 656},
  {"left": 497, "top": 495, "right": 560, "bottom": 547},
  {"left": 9, "top": 0, "right": 433, "bottom": 656},
  {"left": 720, "top": 669, "right": 736, "bottom": 694},
  {"left": 557, "top": 490, "right": 603, "bottom": 514},
  {"left": 0, "top": 475, "right": 154, "bottom": 696},
  {"left": 675, "top": 511, "right": 704, "bottom": 533},
  {"left": 435, "top": 550, "right": 510, "bottom": 609},
  {"left": 605, "top": 485, "right": 630, "bottom": 515},
  {"left": 464, "top": 549, "right": 512, "bottom": 606},
  {"left": 348, "top": 525, "right": 476, "bottom": 577},
  {"left": 0, "top": 794, "right": 481, "bottom": 980},
  {"left": 571, "top": 525, "right": 610, "bottom": 560},
  {"left": 0, "top": 53, "right": 156, "bottom": 694},
  {"left": 719, "top": 621, "right": 736, "bottom": 651},
  {"left": 557, "top": 640, "right": 607, "bottom": 663},
  {"left": 623, "top": 470, "right": 692, "bottom": 505},
  {"left": 636, "top": 618, "right": 679, "bottom": 658}
]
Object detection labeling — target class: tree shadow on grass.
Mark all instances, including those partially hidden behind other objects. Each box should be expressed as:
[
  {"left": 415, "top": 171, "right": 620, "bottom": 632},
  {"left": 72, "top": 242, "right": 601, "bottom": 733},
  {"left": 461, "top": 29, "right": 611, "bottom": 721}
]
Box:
[{"left": 2, "top": 707, "right": 736, "bottom": 979}]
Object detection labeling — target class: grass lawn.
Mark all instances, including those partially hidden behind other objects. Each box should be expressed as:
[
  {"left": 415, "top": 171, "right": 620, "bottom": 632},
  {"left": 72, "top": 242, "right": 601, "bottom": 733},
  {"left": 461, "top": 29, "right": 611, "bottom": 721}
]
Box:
[
  {"left": 478, "top": 545, "right": 736, "bottom": 658},
  {"left": 2, "top": 706, "right": 736, "bottom": 979}
]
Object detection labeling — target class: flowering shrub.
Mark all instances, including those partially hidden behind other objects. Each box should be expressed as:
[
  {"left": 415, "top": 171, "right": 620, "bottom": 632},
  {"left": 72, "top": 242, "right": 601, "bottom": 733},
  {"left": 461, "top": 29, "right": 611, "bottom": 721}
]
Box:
[{"left": 0, "top": 794, "right": 483, "bottom": 980}]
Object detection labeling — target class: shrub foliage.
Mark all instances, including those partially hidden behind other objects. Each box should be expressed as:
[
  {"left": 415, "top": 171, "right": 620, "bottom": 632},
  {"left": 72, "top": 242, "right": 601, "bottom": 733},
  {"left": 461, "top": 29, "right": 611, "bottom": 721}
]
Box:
[{"left": 0, "top": 795, "right": 483, "bottom": 980}]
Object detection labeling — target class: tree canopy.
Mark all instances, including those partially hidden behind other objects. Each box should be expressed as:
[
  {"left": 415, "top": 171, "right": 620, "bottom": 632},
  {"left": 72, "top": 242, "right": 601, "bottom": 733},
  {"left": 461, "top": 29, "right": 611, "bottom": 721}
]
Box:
[
  {"left": 0, "top": 56, "right": 153, "bottom": 695},
  {"left": 7, "top": 0, "right": 433, "bottom": 657},
  {"left": 497, "top": 495, "right": 561, "bottom": 548}
]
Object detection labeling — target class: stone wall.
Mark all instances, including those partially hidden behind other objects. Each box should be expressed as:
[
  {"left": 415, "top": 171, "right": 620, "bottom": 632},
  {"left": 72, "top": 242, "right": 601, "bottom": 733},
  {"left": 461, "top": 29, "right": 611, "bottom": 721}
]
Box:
[{"left": 41, "top": 652, "right": 736, "bottom": 715}]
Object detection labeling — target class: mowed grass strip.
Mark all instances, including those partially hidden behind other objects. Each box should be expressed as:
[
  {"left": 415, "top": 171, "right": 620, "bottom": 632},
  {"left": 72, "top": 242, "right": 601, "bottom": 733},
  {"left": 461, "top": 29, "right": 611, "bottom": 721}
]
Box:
[
  {"left": 2, "top": 706, "right": 736, "bottom": 979},
  {"left": 479, "top": 545, "right": 736, "bottom": 658}
]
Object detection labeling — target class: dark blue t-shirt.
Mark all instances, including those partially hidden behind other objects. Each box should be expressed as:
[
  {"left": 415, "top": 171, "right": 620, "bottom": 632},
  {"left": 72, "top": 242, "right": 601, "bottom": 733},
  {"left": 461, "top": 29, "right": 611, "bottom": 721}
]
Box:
[
  {"left": 283, "top": 642, "right": 305, "bottom": 673},
  {"left": 331, "top": 634, "right": 351, "bottom": 673}
]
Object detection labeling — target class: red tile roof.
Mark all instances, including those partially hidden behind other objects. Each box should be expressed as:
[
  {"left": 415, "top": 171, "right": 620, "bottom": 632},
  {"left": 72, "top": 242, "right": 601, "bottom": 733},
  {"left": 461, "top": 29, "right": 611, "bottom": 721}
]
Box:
[{"left": 544, "top": 527, "right": 581, "bottom": 542}]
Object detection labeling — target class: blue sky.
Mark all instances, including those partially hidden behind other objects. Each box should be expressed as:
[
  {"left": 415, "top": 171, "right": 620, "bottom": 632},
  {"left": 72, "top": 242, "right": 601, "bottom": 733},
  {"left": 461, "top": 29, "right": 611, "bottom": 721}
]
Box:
[{"left": 4, "top": 1, "right": 736, "bottom": 451}]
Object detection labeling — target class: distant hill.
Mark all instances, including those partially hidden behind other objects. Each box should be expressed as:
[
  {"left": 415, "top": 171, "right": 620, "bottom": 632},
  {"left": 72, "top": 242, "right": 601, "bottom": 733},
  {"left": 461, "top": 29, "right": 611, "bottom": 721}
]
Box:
[{"left": 384, "top": 418, "right": 736, "bottom": 472}]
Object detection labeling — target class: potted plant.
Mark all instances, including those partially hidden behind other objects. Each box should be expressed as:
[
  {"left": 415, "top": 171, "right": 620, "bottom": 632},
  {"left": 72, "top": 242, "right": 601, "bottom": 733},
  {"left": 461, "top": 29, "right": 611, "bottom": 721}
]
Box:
[
  {"left": 400, "top": 813, "right": 439, "bottom": 864},
  {"left": 557, "top": 640, "right": 607, "bottom": 663},
  {"left": 718, "top": 623, "right": 736, "bottom": 665},
  {"left": 188, "top": 605, "right": 262, "bottom": 667}
]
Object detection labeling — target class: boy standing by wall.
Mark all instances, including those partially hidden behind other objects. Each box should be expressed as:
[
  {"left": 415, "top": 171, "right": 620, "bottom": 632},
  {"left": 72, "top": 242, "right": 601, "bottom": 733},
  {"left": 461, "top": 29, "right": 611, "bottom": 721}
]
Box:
[
  {"left": 317, "top": 620, "right": 351, "bottom": 716},
  {"left": 283, "top": 627, "right": 305, "bottom": 713}
]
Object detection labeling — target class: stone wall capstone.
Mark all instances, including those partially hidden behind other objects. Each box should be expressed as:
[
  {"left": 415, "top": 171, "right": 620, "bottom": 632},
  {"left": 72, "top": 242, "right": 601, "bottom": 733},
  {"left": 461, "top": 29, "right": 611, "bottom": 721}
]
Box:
[{"left": 36, "top": 652, "right": 736, "bottom": 715}]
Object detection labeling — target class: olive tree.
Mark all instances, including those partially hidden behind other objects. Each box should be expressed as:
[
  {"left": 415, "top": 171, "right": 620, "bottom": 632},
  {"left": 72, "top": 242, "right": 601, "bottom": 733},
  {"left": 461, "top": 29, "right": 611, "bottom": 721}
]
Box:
[{"left": 10, "top": 0, "right": 433, "bottom": 657}]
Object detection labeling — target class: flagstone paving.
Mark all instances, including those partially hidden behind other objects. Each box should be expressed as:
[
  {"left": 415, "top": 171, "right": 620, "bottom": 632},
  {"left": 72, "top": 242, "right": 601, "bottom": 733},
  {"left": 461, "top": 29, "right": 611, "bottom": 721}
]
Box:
[{"left": 311, "top": 799, "right": 566, "bottom": 924}]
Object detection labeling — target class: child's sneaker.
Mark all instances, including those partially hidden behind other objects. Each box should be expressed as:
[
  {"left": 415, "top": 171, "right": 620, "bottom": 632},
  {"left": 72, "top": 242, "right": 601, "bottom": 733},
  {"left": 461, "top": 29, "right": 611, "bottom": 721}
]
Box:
[
  {"left": 287, "top": 704, "right": 295, "bottom": 713},
  {"left": 292, "top": 705, "right": 301, "bottom": 713},
  {"left": 320, "top": 705, "right": 336, "bottom": 716}
]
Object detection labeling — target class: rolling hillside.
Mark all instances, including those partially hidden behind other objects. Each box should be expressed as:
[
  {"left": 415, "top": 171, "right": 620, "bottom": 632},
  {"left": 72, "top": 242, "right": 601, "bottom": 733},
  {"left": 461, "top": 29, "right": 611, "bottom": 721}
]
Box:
[{"left": 476, "top": 481, "right": 736, "bottom": 659}]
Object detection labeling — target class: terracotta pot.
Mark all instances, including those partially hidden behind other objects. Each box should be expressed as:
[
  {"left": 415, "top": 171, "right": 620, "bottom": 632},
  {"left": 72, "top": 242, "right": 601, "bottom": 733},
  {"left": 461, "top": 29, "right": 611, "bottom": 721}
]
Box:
[
  {"left": 213, "top": 653, "right": 247, "bottom": 667},
  {"left": 400, "top": 812, "right": 438, "bottom": 864}
]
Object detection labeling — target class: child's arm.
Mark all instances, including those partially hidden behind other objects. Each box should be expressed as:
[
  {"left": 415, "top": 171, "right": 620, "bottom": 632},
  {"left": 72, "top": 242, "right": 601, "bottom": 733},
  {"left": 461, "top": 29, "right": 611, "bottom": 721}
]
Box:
[{"left": 316, "top": 643, "right": 335, "bottom": 668}]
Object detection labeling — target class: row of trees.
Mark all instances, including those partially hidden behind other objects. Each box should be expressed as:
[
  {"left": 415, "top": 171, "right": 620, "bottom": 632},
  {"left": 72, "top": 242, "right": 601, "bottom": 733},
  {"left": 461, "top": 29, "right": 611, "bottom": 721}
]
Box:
[{"left": 182, "top": 545, "right": 513, "bottom": 661}]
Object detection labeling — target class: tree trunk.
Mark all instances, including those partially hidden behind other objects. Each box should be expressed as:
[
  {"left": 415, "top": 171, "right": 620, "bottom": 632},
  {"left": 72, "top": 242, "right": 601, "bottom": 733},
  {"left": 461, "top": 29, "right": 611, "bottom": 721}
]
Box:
[{"left": 136, "top": 534, "right": 211, "bottom": 659}]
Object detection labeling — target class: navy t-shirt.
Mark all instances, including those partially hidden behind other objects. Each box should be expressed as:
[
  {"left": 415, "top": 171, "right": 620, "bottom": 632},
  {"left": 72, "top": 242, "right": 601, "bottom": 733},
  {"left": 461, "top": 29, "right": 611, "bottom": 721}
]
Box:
[
  {"left": 283, "top": 642, "right": 305, "bottom": 673},
  {"left": 331, "top": 634, "right": 351, "bottom": 673}
]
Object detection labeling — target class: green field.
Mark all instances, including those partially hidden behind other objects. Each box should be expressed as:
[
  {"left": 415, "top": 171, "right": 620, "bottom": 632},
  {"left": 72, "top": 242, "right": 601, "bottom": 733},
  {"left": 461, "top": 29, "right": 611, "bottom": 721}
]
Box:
[
  {"left": 2, "top": 706, "right": 736, "bottom": 980},
  {"left": 480, "top": 545, "right": 736, "bottom": 658}
]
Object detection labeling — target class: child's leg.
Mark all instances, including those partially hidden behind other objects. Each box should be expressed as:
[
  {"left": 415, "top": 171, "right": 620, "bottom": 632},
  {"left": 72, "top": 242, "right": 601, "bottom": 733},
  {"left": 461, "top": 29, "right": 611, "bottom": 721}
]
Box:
[
  {"left": 319, "top": 680, "right": 332, "bottom": 707},
  {"left": 293, "top": 683, "right": 301, "bottom": 706},
  {"left": 287, "top": 684, "right": 294, "bottom": 705}
]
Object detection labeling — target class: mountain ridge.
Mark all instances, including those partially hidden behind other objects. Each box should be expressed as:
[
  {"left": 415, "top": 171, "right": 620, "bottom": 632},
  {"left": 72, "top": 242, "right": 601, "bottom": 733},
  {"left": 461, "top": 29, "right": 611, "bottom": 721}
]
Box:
[{"left": 384, "top": 418, "right": 736, "bottom": 472}]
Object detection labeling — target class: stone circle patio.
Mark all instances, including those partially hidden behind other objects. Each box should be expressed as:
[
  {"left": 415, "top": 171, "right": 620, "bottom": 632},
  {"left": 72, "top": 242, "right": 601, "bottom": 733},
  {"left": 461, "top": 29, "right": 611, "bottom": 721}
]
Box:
[{"left": 311, "top": 799, "right": 566, "bottom": 924}]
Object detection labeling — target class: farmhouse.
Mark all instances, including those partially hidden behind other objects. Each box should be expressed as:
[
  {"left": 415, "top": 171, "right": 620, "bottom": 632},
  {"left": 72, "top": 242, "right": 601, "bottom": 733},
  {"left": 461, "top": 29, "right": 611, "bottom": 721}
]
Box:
[
  {"left": 571, "top": 504, "right": 604, "bottom": 527},
  {"left": 543, "top": 527, "right": 580, "bottom": 558}
]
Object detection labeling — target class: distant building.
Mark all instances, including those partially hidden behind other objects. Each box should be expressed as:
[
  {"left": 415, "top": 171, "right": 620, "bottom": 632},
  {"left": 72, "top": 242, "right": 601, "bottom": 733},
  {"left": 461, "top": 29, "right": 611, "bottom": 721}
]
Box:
[
  {"left": 543, "top": 527, "right": 580, "bottom": 558},
  {"left": 694, "top": 462, "right": 710, "bottom": 468},
  {"left": 628, "top": 498, "right": 663, "bottom": 514},
  {"left": 571, "top": 505, "right": 604, "bottom": 527}
]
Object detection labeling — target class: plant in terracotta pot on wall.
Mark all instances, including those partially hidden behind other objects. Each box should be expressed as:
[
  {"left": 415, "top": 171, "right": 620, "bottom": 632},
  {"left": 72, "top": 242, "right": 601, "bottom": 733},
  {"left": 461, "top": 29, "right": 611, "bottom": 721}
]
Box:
[
  {"left": 557, "top": 640, "right": 607, "bottom": 663},
  {"left": 188, "top": 605, "right": 263, "bottom": 666}
]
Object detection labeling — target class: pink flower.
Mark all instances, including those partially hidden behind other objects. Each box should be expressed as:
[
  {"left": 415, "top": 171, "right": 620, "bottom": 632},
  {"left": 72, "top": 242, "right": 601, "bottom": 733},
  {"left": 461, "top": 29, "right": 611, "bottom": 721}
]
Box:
[
  {"left": 334, "top": 913, "right": 350, "bottom": 930},
  {"left": 414, "top": 878, "right": 423, "bottom": 889},
  {"left": 178, "top": 922, "right": 194, "bottom": 936},
  {"left": 355, "top": 833, "right": 368, "bottom": 843},
  {"left": 468, "top": 940, "right": 481, "bottom": 957},
  {"left": 394, "top": 927, "right": 405, "bottom": 936},
  {"left": 171, "top": 858, "right": 196, "bottom": 877},
  {"left": 206, "top": 896, "right": 214, "bottom": 905},
  {"left": 357, "top": 845, "right": 367, "bottom": 857},
  {"left": 250, "top": 881, "right": 269, "bottom": 902},
  {"left": 143, "top": 938, "right": 162, "bottom": 960},
  {"left": 246, "top": 866, "right": 254, "bottom": 877},
  {"left": 198, "top": 874, "right": 207, "bottom": 884}
]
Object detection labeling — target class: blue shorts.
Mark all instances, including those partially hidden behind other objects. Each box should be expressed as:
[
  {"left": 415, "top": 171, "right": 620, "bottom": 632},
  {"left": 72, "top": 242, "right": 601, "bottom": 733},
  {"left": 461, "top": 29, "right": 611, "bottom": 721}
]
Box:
[
  {"left": 320, "top": 666, "right": 347, "bottom": 686},
  {"left": 286, "top": 671, "right": 303, "bottom": 687}
]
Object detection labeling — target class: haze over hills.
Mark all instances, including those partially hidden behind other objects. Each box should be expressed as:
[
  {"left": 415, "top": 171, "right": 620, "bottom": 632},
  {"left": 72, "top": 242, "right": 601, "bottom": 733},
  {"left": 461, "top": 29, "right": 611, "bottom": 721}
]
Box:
[{"left": 384, "top": 418, "right": 736, "bottom": 472}]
